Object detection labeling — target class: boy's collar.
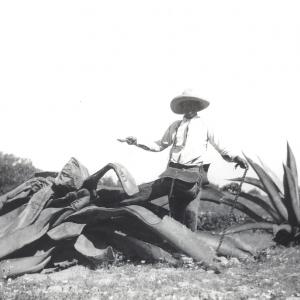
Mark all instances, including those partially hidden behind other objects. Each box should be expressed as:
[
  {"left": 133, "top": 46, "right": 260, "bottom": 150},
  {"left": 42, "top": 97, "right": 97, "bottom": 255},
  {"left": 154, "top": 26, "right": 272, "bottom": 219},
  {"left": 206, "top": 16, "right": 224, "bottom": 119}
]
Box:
[{"left": 183, "top": 114, "right": 199, "bottom": 121}]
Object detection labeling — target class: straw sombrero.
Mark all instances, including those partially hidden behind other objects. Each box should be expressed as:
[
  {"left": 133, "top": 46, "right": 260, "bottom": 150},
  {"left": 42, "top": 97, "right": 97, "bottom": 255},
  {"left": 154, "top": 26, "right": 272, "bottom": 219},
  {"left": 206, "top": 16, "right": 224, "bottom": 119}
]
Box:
[{"left": 170, "top": 90, "right": 210, "bottom": 114}]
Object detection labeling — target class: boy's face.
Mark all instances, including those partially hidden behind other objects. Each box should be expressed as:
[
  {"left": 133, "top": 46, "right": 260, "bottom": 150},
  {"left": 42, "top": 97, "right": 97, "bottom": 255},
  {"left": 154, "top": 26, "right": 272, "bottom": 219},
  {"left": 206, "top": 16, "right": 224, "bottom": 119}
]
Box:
[{"left": 180, "top": 100, "right": 199, "bottom": 118}]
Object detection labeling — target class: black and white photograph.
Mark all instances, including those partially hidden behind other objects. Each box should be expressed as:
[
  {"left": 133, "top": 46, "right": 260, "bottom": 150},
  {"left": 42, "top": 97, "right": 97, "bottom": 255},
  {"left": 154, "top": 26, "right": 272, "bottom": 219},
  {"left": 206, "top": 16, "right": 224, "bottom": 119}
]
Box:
[{"left": 0, "top": 1, "right": 300, "bottom": 299}]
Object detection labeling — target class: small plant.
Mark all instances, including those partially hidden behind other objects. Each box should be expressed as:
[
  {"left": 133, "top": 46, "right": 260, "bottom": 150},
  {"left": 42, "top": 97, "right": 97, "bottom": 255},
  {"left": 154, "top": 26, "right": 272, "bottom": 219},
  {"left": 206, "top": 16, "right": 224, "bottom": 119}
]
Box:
[{"left": 221, "top": 182, "right": 240, "bottom": 194}]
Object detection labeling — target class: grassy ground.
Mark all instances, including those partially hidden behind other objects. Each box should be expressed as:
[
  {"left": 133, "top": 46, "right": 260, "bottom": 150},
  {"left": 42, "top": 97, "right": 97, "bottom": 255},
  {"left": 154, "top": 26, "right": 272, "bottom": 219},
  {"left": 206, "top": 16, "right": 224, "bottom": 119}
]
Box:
[{"left": 1, "top": 244, "right": 300, "bottom": 300}]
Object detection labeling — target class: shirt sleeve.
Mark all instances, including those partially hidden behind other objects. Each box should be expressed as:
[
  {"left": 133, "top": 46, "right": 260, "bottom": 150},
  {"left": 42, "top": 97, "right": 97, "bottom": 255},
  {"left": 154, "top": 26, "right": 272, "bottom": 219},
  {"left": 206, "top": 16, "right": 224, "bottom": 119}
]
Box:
[
  {"left": 136, "top": 120, "right": 180, "bottom": 152},
  {"left": 206, "top": 124, "right": 240, "bottom": 162}
]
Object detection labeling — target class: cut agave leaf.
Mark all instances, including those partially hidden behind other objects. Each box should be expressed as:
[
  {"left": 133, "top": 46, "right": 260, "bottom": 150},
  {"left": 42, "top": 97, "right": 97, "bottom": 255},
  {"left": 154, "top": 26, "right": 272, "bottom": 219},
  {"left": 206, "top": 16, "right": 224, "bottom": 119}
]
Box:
[
  {"left": 196, "top": 231, "right": 255, "bottom": 259},
  {"left": 0, "top": 177, "right": 51, "bottom": 210},
  {"left": 109, "top": 163, "right": 139, "bottom": 196},
  {"left": 48, "top": 222, "right": 86, "bottom": 241},
  {"left": 54, "top": 157, "right": 90, "bottom": 194},
  {"left": 283, "top": 164, "right": 300, "bottom": 225},
  {"left": 0, "top": 205, "right": 26, "bottom": 238},
  {"left": 110, "top": 231, "right": 178, "bottom": 264},
  {"left": 0, "top": 223, "right": 49, "bottom": 260},
  {"left": 224, "top": 222, "right": 274, "bottom": 234},
  {"left": 0, "top": 248, "right": 54, "bottom": 279},
  {"left": 82, "top": 163, "right": 138, "bottom": 196},
  {"left": 74, "top": 234, "right": 115, "bottom": 263},
  {"left": 3, "top": 187, "right": 54, "bottom": 235},
  {"left": 244, "top": 154, "right": 288, "bottom": 222}
]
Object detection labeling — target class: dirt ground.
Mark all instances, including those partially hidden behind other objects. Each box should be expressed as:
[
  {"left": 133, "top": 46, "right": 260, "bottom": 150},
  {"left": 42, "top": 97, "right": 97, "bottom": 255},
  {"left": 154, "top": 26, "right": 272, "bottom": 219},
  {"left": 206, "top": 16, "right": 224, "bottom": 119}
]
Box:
[{"left": 1, "top": 245, "right": 300, "bottom": 300}]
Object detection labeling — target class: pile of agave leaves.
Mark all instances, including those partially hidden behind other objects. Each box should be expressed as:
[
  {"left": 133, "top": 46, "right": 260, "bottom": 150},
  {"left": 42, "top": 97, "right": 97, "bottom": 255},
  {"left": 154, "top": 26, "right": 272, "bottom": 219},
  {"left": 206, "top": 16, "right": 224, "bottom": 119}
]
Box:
[{"left": 0, "top": 143, "right": 298, "bottom": 279}]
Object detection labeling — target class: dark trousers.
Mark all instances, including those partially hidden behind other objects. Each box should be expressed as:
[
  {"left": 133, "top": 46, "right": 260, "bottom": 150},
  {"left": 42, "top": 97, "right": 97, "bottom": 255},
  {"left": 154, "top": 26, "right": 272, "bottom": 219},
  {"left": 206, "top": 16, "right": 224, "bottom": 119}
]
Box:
[
  {"left": 131, "top": 164, "right": 209, "bottom": 231},
  {"left": 143, "top": 178, "right": 200, "bottom": 231},
  {"left": 97, "top": 164, "right": 209, "bottom": 231}
]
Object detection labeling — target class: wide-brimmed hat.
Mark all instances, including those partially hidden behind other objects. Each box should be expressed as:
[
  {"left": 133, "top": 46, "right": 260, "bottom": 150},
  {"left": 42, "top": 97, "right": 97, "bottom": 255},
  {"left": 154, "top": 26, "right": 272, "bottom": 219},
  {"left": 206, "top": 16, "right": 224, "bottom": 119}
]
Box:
[{"left": 170, "top": 90, "right": 210, "bottom": 114}]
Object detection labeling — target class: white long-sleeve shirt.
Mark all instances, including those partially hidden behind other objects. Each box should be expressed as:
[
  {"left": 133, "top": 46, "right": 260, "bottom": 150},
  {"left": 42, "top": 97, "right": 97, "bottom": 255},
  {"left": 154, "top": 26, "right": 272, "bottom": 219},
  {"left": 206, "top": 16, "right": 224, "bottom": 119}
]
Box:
[{"left": 136, "top": 115, "right": 238, "bottom": 166}]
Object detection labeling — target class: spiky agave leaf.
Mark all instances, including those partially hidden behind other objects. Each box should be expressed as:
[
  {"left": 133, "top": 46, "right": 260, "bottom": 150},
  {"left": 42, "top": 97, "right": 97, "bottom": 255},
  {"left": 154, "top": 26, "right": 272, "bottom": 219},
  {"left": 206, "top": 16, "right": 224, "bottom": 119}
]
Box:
[
  {"left": 258, "top": 157, "right": 284, "bottom": 195},
  {"left": 200, "top": 185, "right": 225, "bottom": 202},
  {"left": 239, "top": 192, "right": 282, "bottom": 224},
  {"left": 229, "top": 176, "right": 265, "bottom": 192},
  {"left": 221, "top": 196, "right": 268, "bottom": 222},
  {"left": 283, "top": 164, "right": 300, "bottom": 225},
  {"left": 287, "top": 142, "right": 298, "bottom": 180},
  {"left": 244, "top": 154, "right": 288, "bottom": 222},
  {"left": 200, "top": 187, "right": 268, "bottom": 222},
  {"left": 285, "top": 143, "right": 300, "bottom": 220}
]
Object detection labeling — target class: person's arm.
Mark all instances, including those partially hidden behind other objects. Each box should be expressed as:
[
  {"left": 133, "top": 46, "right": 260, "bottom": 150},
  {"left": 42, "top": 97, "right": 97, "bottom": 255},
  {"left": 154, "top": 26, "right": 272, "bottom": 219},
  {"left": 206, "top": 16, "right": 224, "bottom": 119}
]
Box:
[
  {"left": 121, "top": 121, "right": 180, "bottom": 152},
  {"left": 207, "top": 127, "right": 248, "bottom": 169}
]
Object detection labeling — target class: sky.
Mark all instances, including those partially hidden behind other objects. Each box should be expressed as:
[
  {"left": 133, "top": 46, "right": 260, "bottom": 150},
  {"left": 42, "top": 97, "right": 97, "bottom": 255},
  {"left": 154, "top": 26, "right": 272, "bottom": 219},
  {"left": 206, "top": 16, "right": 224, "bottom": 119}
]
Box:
[{"left": 0, "top": 1, "right": 300, "bottom": 186}]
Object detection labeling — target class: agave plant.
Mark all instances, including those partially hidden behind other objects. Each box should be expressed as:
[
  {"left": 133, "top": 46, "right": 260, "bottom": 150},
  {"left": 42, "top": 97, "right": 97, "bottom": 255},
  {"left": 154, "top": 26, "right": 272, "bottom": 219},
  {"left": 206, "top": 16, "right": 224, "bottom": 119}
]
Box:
[{"left": 225, "top": 143, "right": 300, "bottom": 245}]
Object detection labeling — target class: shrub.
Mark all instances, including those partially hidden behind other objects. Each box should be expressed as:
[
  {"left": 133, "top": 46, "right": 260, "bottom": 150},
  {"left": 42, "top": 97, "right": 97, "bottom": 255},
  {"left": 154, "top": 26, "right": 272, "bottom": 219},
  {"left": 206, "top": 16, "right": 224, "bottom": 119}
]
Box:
[{"left": 0, "top": 151, "right": 38, "bottom": 195}]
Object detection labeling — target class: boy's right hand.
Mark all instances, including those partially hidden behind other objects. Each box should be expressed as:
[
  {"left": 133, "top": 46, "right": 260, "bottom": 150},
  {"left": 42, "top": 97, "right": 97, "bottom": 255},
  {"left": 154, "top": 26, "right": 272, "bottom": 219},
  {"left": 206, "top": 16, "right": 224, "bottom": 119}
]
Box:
[{"left": 118, "top": 136, "right": 137, "bottom": 145}]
